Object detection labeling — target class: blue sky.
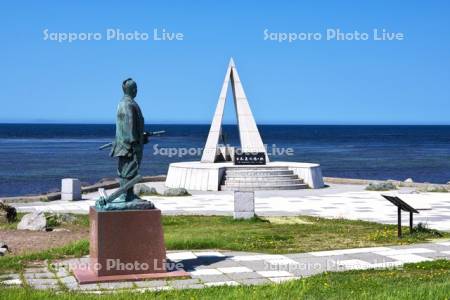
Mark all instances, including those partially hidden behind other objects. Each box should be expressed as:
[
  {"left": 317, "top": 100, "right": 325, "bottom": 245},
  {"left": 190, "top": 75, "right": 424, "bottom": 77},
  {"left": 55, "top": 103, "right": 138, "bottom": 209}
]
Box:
[{"left": 1, "top": 1, "right": 449, "bottom": 124}]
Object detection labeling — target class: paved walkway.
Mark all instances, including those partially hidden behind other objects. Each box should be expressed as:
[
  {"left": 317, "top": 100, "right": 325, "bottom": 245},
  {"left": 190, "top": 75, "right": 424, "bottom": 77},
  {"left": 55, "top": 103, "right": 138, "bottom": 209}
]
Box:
[
  {"left": 1, "top": 241, "right": 450, "bottom": 292},
  {"left": 11, "top": 183, "right": 450, "bottom": 231}
]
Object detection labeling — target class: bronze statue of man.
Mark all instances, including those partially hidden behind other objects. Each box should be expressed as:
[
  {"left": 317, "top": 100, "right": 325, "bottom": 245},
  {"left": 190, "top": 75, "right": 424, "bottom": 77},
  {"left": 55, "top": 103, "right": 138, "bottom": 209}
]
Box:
[
  {"left": 95, "top": 78, "right": 155, "bottom": 210},
  {"left": 110, "top": 78, "right": 146, "bottom": 201}
]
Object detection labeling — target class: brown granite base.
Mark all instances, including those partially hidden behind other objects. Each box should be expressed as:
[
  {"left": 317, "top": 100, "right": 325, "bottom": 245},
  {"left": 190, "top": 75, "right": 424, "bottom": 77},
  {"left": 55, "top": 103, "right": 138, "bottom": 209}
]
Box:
[{"left": 73, "top": 207, "right": 189, "bottom": 284}]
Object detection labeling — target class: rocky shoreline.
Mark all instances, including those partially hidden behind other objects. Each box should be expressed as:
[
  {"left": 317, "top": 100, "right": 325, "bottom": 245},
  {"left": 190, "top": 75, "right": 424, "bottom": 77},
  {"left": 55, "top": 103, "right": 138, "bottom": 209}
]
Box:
[{"left": 324, "top": 177, "right": 450, "bottom": 188}]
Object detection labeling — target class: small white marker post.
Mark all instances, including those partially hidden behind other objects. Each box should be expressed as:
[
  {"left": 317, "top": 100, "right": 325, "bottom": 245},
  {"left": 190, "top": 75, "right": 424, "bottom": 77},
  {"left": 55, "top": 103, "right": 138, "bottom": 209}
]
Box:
[
  {"left": 61, "top": 178, "right": 81, "bottom": 201},
  {"left": 233, "top": 191, "right": 255, "bottom": 219}
]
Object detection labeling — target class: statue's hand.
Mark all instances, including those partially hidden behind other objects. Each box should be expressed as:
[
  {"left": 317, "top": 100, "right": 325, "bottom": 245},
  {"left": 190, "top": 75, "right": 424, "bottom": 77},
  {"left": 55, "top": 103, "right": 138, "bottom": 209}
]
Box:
[
  {"left": 143, "top": 132, "right": 150, "bottom": 144},
  {"left": 126, "top": 141, "right": 141, "bottom": 157}
]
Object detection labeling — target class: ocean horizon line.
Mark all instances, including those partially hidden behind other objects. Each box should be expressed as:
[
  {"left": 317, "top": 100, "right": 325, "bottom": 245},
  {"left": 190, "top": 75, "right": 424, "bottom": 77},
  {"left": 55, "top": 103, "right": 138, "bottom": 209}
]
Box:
[{"left": 1, "top": 123, "right": 450, "bottom": 127}]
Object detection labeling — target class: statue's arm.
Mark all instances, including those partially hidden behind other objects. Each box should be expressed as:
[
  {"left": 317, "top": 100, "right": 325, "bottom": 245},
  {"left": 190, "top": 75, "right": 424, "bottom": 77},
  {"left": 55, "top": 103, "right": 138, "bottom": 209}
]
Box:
[
  {"left": 130, "top": 105, "right": 141, "bottom": 144},
  {"left": 118, "top": 102, "right": 138, "bottom": 145}
]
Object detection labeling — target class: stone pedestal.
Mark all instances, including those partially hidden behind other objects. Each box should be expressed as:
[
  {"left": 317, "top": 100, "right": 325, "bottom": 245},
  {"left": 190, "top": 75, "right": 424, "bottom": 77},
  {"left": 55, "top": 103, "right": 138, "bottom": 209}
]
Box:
[
  {"left": 233, "top": 191, "right": 255, "bottom": 219},
  {"left": 73, "top": 207, "right": 189, "bottom": 283},
  {"left": 61, "top": 178, "right": 81, "bottom": 201}
]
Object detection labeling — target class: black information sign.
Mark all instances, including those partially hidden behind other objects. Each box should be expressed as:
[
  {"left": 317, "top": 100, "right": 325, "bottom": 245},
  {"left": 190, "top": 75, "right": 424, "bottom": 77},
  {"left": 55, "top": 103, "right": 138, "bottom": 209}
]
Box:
[
  {"left": 234, "top": 152, "right": 266, "bottom": 165},
  {"left": 381, "top": 195, "right": 420, "bottom": 238}
]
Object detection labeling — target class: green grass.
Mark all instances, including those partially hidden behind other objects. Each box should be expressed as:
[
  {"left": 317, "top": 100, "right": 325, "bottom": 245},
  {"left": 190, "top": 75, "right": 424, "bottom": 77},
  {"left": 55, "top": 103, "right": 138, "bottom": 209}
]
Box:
[
  {"left": 1, "top": 260, "right": 449, "bottom": 299},
  {"left": 162, "top": 215, "right": 447, "bottom": 253},
  {"left": 0, "top": 215, "right": 448, "bottom": 273}
]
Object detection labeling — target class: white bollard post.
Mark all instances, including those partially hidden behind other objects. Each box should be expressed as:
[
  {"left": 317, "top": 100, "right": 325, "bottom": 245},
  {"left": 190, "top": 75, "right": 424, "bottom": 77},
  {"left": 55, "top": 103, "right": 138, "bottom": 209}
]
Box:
[
  {"left": 61, "top": 178, "right": 81, "bottom": 201},
  {"left": 233, "top": 191, "right": 255, "bottom": 219}
]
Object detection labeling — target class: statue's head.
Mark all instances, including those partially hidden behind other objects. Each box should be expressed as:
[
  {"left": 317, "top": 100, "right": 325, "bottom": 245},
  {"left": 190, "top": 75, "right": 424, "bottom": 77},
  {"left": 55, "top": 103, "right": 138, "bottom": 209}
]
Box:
[{"left": 122, "top": 78, "right": 137, "bottom": 98}]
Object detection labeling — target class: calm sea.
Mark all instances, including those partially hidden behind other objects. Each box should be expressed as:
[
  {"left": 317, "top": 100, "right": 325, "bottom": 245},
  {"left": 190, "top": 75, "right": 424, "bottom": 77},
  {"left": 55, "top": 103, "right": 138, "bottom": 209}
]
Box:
[{"left": 0, "top": 124, "right": 449, "bottom": 197}]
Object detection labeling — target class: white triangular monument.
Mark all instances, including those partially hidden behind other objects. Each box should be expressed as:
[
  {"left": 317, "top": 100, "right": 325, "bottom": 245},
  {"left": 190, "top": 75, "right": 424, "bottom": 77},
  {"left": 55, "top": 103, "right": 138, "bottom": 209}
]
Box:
[
  {"left": 166, "top": 59, "right": 324, "bottom": 191},
  {"left": 201, "top": 58, "right": 269, "bottom": 163}
]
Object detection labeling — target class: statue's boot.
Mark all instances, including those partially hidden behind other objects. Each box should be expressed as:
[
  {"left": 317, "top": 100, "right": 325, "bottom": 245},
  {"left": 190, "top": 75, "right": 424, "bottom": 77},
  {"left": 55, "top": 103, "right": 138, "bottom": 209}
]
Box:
[
  {"left": 111, "top": 194, "right": 127, "bottom": 203},
  {"left": 100, "top": 178, "right": 155, "bottom": 210},
  {"left": 125, "top": 187, "right": 139, "bottom": 201}
]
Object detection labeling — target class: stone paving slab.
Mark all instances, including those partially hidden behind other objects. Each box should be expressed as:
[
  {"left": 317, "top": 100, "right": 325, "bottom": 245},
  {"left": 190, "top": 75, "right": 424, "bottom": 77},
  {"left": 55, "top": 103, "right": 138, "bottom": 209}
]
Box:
[
  {"left": 205, "top": 280, "right": 239, "bottom": 287},
  {"left": 1, "top": 241, "right": 450, "bottom": 293},
  {"left": 134, "top": 280, "right": 167, "bottom": 288},
  {"left": 27, "top": 278, "right": 59, "bottom": 285},
  {"left": 238, "top": 278, "right": 271, "bottom": 285},
  {"left": 97, "top": 281, "right": 135, "bottom": 290},
  {"left": 0, "top": 274, "right": 20, "bottom": 280},
  {"left": 226, "top": 271, "right": 264, "bottom": 281},
  {"left": 193, "top": 274, "right": 231, "bottom": 282},
  {"left": 59, "top": 276, "right": 78, "bottom": 285},
  {"left": 237, "top": 260, "right": 271, "bottom": 272},
  {"left": 169, "top": 278, "right": 202, "bottom": 289}
]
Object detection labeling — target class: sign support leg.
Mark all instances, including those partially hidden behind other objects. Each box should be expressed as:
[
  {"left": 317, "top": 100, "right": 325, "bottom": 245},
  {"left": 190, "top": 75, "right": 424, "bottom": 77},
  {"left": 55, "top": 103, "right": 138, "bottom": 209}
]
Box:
[{"left": 409, "top": 211, "right": 413, "bottom": 234}]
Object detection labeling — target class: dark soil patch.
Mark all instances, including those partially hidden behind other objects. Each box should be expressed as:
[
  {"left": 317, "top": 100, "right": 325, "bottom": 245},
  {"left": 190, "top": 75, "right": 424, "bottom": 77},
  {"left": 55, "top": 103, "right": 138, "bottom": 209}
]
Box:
[{"left": 0, "top": 228, "right": 88, "bottom": 255}]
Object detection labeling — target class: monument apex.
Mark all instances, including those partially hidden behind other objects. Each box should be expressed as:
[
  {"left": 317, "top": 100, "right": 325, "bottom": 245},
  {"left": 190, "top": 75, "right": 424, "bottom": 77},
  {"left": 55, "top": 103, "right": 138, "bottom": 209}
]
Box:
[{"left": 201, "top": 58, "right": 268, "bottom": 163}]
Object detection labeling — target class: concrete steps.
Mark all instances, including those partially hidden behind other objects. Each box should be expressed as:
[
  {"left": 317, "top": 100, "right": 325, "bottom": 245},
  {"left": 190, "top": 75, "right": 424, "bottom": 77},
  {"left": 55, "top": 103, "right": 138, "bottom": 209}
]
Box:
[
  {"left": 223, "top": 174, "right": 300, "bottom": 181},
  {"left": 220, "top": 166, "right": 308, "bottom": 191},
  {"left": 220, "top": 184, "right": 308, "bottom": 191},
  {"left": 226, "top": 167, "right": 291, "bottom": 171},
  {"left": 225, "top": 170, "right": 293, "bottom": 177},
  {"left": 223, "top": 180, "right": 307, "bottom": 187}
]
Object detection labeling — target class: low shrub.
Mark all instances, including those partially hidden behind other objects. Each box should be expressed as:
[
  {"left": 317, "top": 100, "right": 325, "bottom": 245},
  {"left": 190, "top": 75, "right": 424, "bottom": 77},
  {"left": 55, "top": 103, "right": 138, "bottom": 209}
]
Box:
[{"left": 365, "top": 182, "right": 397, "bottom": 191}]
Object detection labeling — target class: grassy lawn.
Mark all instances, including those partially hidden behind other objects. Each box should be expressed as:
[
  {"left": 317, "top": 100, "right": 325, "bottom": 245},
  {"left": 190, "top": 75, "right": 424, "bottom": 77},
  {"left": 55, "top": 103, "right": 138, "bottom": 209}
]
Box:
[
  {"left": 162, "top": 215, "right": 447, "bottom": 253},
  {"left": 1, "top": 260, "right": 449, "bottom": 299},
  {"left": 0, "top": 215, "right": 448, "bottom": 273}
]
